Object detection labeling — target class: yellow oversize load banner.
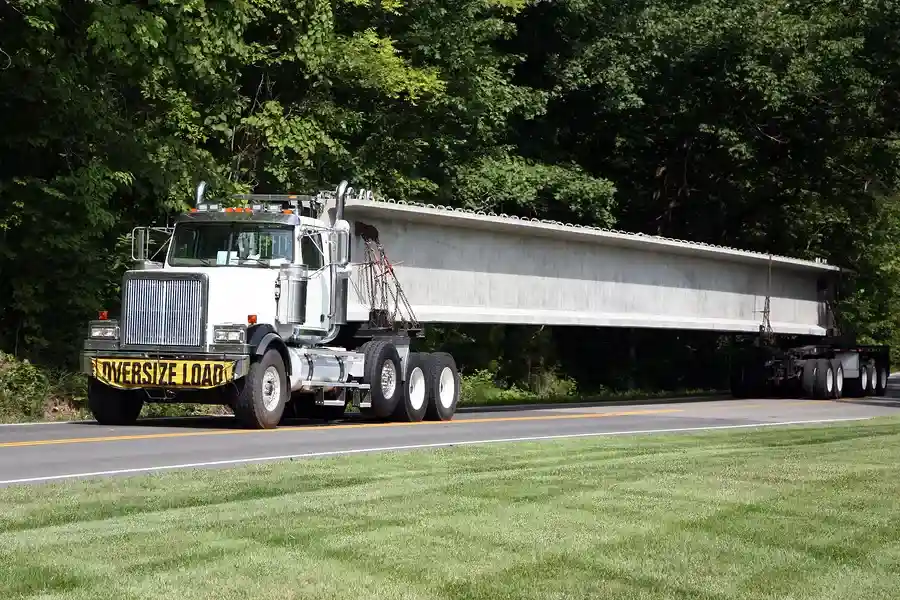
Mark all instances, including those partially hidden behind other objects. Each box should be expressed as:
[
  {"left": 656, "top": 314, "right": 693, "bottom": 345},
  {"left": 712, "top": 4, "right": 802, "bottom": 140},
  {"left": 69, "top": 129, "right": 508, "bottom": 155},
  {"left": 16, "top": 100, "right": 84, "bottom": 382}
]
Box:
[{"left": 91, "top": 357, "right": 236, "bottom": 389}]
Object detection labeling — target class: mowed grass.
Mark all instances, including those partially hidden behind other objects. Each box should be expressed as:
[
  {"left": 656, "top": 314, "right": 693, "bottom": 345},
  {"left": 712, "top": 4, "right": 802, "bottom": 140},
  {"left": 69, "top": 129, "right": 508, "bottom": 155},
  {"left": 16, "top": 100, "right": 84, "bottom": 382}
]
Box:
[{"left": 2, "top": 418, "right": 900, "bottom": 599}]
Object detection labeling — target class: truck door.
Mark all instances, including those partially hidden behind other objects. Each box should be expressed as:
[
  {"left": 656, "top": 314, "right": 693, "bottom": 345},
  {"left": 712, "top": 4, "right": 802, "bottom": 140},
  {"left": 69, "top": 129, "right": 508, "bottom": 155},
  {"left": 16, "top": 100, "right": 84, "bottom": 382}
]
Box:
[{"left": 300, "top": 232, "right": 328, "bottom": 333}]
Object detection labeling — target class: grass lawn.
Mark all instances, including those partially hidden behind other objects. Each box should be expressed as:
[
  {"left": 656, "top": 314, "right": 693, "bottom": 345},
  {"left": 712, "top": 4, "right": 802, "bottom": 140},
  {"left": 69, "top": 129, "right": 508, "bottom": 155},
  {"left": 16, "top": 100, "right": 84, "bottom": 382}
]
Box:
[{"left": 2, "top": 418, "right": 900, "bottom": 599}]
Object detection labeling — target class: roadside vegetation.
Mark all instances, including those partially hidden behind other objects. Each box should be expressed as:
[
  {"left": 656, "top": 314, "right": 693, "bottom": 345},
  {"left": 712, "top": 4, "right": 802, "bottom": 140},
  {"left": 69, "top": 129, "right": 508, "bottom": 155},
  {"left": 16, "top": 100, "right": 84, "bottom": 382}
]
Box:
[{"left": 2, "top": 418, "right": 899, "bottom": 599}]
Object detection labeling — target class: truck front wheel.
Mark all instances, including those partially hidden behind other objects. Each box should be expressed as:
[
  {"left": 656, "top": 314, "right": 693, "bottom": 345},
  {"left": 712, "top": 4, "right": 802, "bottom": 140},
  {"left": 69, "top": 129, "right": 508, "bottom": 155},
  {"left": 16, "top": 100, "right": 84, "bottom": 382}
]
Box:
[
  {"left": 87, "top": 378, "right": 144, "bottom": 426},
  {"left": 232, "top": 348, "right": 288, "bottom": 429}
]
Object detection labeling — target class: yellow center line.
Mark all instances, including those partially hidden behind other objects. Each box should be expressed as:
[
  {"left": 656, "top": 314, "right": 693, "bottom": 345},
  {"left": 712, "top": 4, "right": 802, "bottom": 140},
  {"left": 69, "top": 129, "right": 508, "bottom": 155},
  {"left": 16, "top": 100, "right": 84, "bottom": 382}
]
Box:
[{"left": 0, "top": 408, "right": 683, "bottom": 449}]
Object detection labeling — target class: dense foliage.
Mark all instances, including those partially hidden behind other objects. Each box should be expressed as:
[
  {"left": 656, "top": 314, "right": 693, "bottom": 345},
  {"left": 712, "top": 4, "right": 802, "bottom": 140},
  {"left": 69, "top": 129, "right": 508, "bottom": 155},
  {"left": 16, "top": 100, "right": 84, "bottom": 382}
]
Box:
[{"left": 2, "top": 0, "right": 899, "bottom": 403}]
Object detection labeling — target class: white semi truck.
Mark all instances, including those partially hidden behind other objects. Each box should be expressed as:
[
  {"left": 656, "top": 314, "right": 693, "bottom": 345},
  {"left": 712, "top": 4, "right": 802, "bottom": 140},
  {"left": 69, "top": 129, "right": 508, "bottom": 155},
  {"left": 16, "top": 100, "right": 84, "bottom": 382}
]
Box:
[
  {"left": 81, "top": 181, "right": 459, "bottom": 428},
  {"left": 80, "top": 180, "right": 892, "bottom": 429}
]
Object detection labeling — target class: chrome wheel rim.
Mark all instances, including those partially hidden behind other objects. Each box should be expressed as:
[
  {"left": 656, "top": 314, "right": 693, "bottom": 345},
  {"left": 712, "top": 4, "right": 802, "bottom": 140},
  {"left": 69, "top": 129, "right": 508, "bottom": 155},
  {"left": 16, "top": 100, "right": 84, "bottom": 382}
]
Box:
[
  {"left": 381, "top": 360, "right": 397, "bottom": 399},
  {"left": 262, "top": 366, "right": 282, "bottom": 411}
]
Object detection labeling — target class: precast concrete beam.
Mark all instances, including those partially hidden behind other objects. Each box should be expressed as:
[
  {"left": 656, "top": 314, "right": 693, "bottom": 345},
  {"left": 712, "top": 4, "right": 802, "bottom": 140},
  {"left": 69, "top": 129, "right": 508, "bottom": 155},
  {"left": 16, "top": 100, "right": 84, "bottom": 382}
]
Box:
[{"left": 326, "top": 197, "right": 841, "bottom": 336}]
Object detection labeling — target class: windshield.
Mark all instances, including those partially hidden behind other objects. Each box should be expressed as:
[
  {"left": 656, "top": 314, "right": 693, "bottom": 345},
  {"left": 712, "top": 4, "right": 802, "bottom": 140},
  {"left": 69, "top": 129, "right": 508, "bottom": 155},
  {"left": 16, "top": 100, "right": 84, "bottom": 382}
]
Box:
[{"left": 167, "top": 223, "right": 295, "bottom": 267}]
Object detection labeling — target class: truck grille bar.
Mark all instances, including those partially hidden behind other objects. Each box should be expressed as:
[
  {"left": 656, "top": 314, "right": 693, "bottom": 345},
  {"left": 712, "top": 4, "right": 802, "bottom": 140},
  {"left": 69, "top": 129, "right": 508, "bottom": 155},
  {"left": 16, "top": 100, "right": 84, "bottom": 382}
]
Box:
[{"left": 122, "top": 273, "right": 206, "bottom": 348}]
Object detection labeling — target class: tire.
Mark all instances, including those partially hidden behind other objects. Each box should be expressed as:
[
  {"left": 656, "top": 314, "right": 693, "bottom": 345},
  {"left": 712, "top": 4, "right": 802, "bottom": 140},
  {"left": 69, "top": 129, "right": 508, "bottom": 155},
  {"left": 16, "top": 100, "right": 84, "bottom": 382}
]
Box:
[
  {"left": 812, "top": 357, "right": 834, "bottom": 399},
  {"left": 424, "top": 352, "right": 460, "bottom": 421},
  {"left": 863, "top": 363, "right": 877, "bottom": 396},
  {"left": 362, "top": 340, "right": 403, "bottom": 419},
  {"left": 801, "top": 358, "right": 816, "bottom": 398},
  {"left": 87, "top": 378, "right": 144, "bottom": 425},
  {"left": 850, "top": 362, "right": 870, "bottom": 398},
  {"left": 232, "top": 348, "right": 288, "bottom": 429},
  {"left": 829, "top": 358, "right": 844, "bottom": 399},
  {"left": 875, "top": 365, "right": 889, "bottom": 397},
  {"left": 392, "top": 352, "right": 428, "bottom": 422}
]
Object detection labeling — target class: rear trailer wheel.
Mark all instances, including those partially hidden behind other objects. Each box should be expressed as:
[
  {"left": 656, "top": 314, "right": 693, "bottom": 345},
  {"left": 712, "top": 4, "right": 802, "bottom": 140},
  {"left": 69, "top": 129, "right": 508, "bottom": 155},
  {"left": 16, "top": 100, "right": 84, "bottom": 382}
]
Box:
[
  {"left": 864, "top": 364, "right": 877, "bottom": 396},
  {"left": 424, "top": 352, "right": 460, "bottom": 421},
  {"left": 829, "top": 358, "right": 844, "bottom": 399},
  {"left": 801, "top": 359, "right": 816, "bottom": 398},
  {"left": 232, "top": 348, "right": 288, "bottom": 429},
  {"left": 851, "top": 363, "right": 870, "bottom": 398},
  {"left": 391, "top": 352, "right": 428, "bottom": 422},
  {"left": 87, "top": 378, "right": 144, "bottom": 425},
  {"left": 362, "top": 341, "right": 404, "bottom": 419},
  {"left": 812, "top": 358, "right": 834, "bottom": 399},
  {"left": 876, "top": 365, "right": 889, "bottom": 397}
]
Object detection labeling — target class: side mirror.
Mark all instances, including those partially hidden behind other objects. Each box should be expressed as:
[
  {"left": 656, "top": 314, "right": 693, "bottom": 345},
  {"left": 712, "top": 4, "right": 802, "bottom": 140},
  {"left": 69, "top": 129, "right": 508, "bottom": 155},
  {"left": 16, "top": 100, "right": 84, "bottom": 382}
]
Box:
[{"left": 131, "top": 227, "right": 148, "bottom": 261}]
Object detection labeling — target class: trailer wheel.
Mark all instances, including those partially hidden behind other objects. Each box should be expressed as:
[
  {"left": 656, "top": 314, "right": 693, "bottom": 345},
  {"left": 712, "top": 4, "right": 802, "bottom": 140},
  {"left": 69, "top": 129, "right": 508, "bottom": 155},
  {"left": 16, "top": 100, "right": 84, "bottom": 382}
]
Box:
[
  {"left": 87, "top": 378, "right": 144, "bottom": 425},
  {"left": 863, "top": 364, "right": 877, "bottom": 396},
  {"left": 232, "top": 348, "right": 288, "bottom": 429},
  {"left": 424, "top": 352, "right": 460, "bottom": 421},
  {"left": 829, "top": 358, "right": 844, "bottom": 399},
  {"left": 363, "top": 341, "right": 404, "bottom": 419},
  {"left": 801, "top": 359, "right": 817, "bottom": 398},
  {"left": 392, "top": 352, "right": 428, "bottom": 422},
  {"left": 854, "top": 363, "right": 868, "bottom": 397},
  {"left": 875, "top": 365, "right": 889, "bottom": 397},
  {"left": 812, "top": 358, "right": 834, "bottom": 399}
]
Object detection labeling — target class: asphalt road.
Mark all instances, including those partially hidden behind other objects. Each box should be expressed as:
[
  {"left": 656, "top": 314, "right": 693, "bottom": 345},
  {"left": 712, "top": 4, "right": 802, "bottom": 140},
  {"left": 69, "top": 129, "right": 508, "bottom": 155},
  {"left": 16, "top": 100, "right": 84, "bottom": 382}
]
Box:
[{"left": 2, "top": 391, "right": 899, "bottom": 487}]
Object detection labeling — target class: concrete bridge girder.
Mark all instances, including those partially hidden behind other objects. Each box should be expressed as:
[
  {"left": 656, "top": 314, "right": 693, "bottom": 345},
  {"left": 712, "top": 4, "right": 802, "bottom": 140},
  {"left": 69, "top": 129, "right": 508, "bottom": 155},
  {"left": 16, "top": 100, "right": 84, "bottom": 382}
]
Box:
[{"left": 331, "top": 199, "right": 840, "bottom": 336}]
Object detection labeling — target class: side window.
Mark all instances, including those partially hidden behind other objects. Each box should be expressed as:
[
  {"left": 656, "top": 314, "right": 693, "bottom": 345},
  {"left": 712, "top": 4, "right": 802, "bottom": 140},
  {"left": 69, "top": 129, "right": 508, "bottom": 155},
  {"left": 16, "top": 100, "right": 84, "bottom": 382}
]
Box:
[
  {"left": 301, "top": 234, "right": 323, "bottom": 269},
  {"left": 170, "top": 228, "right": 198, "bottom": 259}
]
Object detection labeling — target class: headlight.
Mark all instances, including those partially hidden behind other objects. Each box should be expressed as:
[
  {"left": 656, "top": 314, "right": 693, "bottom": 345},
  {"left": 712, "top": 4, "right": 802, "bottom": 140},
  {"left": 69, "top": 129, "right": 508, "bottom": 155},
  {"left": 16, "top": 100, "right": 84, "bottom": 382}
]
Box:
[
  {"left": 89, "top": 320, "right": 119, "bottom": 339},
  {"left": 213, "top": 324, "right": 247, "bottom": 344}
]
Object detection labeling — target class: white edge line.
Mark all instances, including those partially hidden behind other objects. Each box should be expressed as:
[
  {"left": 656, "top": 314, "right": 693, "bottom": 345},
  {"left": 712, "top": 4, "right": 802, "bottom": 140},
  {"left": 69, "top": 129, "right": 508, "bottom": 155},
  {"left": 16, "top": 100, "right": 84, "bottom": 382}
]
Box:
[{"left": 0, "top": 417, "right": 874, "bottom": 486}]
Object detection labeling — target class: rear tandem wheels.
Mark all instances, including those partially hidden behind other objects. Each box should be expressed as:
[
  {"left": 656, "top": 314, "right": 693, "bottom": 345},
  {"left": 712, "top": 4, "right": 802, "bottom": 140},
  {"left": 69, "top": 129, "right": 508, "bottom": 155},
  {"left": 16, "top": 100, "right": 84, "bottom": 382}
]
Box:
[
  {"left": 228, "top": 340, "right": 461, "bottom": 428},
  {"left": 730, "top": 349, "right": 890, "bottom": 400}
]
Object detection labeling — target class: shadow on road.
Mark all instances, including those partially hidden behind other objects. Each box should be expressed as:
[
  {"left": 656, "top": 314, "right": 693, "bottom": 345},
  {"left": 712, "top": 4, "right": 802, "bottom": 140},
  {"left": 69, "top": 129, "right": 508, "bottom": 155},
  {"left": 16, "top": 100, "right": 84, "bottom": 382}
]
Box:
[
  {"left": 73, "top": 414, "right": 366, "bottom": 430},
  {"left": 836, "top": 398, "right": 900, "bottom": 410},
  {"left": 68, "top": 384, "right": 900, "bottom": 430}
]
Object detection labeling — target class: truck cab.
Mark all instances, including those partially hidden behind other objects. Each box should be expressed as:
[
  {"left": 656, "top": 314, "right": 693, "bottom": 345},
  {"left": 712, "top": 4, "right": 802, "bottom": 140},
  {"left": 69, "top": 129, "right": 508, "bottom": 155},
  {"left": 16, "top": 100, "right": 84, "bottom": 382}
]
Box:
[
  {"left": 81, "top": 187, "right": 352, "bottom": 423},
  {"left": 79, "top": 181, "right": 460, "bottom": 430}
]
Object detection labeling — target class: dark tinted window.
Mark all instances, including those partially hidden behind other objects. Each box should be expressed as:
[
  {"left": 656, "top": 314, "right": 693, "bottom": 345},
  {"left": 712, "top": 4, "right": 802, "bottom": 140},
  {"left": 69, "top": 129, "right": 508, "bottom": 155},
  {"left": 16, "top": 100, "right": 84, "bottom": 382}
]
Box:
[{"left": 168, "top": 223, "right": 294, "bottom": 267}]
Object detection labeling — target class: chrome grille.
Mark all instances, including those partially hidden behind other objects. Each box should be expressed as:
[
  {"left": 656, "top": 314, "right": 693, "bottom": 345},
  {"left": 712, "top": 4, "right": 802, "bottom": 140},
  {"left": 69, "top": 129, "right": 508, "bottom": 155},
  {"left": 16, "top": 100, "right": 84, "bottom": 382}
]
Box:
[{"left": 123, "top": 276, "right": 205, "bottom": 347}]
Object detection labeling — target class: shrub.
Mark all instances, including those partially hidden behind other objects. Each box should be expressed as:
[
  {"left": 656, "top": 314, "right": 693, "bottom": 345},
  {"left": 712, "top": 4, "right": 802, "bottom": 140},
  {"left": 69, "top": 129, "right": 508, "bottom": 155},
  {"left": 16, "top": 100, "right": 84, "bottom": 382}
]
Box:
[
  {"left": 459, "top": 367, "right": 579, "bottom": 406},
  {"left": 0, "top": 352, "right": 51, "bottom": 421}
]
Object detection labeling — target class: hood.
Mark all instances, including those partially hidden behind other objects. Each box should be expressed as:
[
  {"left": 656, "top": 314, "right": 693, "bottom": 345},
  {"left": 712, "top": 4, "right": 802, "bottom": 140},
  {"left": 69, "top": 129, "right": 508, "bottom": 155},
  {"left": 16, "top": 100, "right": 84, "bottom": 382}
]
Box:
[{"left": 166, "top": 266, "right": 279, "bottom": 340}]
